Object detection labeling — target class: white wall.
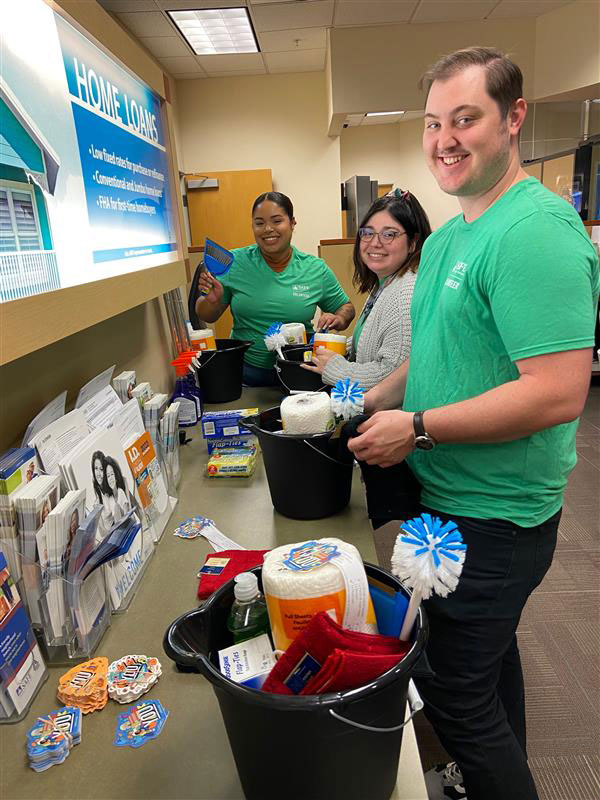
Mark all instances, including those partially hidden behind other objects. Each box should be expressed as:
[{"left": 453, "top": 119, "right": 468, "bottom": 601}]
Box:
[
  {"left": 176, "top": 71, "right": 341, "bottom": 255},
  {"left": 340, "top": 120, "right": 460, "bottom": 231}
]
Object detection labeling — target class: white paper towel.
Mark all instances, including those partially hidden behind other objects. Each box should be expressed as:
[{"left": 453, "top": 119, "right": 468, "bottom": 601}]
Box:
[
  {"left": 281, "top": 323, "right": 306, "bottom": 344},
  {"left": 280, "top": 392, "right": 333, "bottom": 434}
]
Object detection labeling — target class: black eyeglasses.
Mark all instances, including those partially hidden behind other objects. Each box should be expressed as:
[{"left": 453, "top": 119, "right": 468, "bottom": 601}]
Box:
[{"left": 358, "top": 228, "right": 407, "bottom": 244}]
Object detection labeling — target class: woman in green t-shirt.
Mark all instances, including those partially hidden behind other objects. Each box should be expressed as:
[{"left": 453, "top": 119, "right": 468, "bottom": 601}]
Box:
[
  {"left": 196, "top": 192, "right": 355, "bottom": 387},
  {"left": 303, "top": 190, "right": 431, "bottom": 390}
]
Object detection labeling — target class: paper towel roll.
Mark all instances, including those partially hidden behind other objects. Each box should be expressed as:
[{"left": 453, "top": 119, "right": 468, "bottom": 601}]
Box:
[
  {"left": 281, "top": 322, "right": 306, "bottom": 345},
  {"left": 262, "top": 538, "right": 378, "bottom": 650},
  {"left": 280, "top": 392, "right": 334, "bottom": 435}
]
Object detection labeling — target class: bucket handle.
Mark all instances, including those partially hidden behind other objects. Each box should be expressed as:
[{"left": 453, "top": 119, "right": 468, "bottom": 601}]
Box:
[
  {"left": 274, "top": 363, "right": 328, "bottom": 396},
  {"left": 329, "top": 704, "right": 418, "bottom": 733},
  {"left": 194, "top": 352, "right": 218, "bottom": 371},
  {"left": 301, "top": 437, "right": 354, "bottom": 469}
]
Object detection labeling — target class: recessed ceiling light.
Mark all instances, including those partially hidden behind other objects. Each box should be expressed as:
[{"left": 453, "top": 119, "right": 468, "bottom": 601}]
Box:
[
  {"left": 167, "top": 8, "right": 259, "bottom": 55},
  {"left": 366, "top": 111, "right": 405, "bottom": 117}
]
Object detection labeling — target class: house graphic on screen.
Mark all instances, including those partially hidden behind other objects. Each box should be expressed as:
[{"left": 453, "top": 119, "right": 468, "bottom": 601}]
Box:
[{"left": 0, "top": 78, "right": 61, "bottom": 302}]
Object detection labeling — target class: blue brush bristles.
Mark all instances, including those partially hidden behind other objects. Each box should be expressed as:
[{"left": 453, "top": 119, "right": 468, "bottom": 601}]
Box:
[
  {"left": 264, "top": 322, "right": 286, "bottom": 355},
  {"left": 330, "top": 378, "right": 365, "bottom": 420},
  {"left": 391, "top": 512, "right": 467, "bottom": 600}
]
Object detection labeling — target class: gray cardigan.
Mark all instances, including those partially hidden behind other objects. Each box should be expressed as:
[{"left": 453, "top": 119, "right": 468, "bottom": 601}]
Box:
[{"left": 322, "top": 269, "right": 417, "bottom": 390}]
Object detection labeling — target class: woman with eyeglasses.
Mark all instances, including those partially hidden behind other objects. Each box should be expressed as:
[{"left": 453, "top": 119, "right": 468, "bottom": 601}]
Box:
[
  {"left": 303, "top": 189, "right": 432, "bottom": 389},
  {"left": 195, "top": 191, "right": 355, "bottom": 387}
]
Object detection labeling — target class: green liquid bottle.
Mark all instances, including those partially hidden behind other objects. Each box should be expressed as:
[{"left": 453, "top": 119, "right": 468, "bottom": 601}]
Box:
[{"left": 226, "top": 573, "right": 270, "bottom": 645}]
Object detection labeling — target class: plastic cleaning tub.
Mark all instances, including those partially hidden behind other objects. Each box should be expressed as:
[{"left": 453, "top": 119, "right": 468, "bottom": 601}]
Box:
[
  {"left": 163, "top": 563, "right": 427, "bottom": 800},
  {"left": 275, "top": 344, "right": 327, "bottom": 394},
  {"left": 193, "top": 339, "right": 251, "bottom": 403},
  {"left": 241, "top": 406, "right": 353, "bottom": 519}
]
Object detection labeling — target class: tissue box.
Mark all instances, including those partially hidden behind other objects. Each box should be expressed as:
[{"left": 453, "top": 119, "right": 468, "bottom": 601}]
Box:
[
  {"left": 218, "top": 634, "right": 276, "bottom": 688},
  {"left": 201, "top": 409, "right": 258, "bottom": 440}
]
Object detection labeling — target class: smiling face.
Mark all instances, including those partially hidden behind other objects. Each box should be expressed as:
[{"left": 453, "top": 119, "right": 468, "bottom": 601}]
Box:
[
  {"left": 69, "top": 509, "right": 79, "bottom": 537},
  {"left": 423, "top": 65, "right": 520, "bottom": 203},
  {"left": 359, "top": 210, "right": 412, "bottom": 280},
  {"left": 252, "top": 200, "right": 295, "bottom": 260},
  {"left": 106, "top": 464, "right": 116, "bottom": 492},
  {"left": 93, "top": 457, "right": 104, "bottom": 485}
]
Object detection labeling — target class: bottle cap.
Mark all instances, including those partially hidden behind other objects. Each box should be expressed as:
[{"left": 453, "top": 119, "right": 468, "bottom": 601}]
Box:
[{"left": 234, "top": 572, "right": 259, "bottom": 602}]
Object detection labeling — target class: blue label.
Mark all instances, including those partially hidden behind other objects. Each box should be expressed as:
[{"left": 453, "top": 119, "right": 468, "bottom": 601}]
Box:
[{"left": 283, "top": 652, "right": 321, "bottom": 694}]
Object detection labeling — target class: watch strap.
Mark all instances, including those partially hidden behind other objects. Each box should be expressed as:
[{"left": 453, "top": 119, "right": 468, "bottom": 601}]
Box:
[{"left": 413, "top": 411, "right": 426, "bottom": 438}]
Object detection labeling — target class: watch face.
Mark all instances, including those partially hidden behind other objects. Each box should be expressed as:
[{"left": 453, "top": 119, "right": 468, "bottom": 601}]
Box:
[{"left": 414, "top": 435, "right": 435, "bottom": 451}]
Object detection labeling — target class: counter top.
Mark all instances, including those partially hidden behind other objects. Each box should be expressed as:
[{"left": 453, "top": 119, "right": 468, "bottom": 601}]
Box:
[{"left": 0, "top": 386, "right": 427, "bottom": 800}]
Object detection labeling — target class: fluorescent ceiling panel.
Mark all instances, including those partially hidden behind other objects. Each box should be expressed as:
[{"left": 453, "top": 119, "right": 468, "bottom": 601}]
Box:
[{"left": 168, "top": 8, "right": 259, "bottom": 55}]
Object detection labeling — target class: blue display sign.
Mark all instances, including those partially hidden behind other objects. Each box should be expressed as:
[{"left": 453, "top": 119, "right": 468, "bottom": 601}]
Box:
[{"left": 56, "top": 16, "right": 176, "bottom": 264}]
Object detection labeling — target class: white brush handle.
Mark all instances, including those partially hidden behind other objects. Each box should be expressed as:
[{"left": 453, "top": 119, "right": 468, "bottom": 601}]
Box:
[{"left": 399, "top": 588, "right": 422, "bottom": 641}]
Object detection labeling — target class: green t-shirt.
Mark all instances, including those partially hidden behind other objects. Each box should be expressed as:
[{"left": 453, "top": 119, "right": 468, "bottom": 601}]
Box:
[
  {"left": 220, "top": 245, "right": 349, "bottom": 368},
  {"left": 405, "top": 177, "right": 600, "bottom": 527}
]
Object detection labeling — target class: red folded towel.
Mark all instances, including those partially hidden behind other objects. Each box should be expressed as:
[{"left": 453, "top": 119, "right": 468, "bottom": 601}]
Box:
[
  {"left": 263, "top": 611, "right": 410, "bottom": 695},
  {"left": 197, "top": 549, "right": 269, "bottom": 601},
  {"left": 302, "top": 649, "right": 407, "bottom": 695}
]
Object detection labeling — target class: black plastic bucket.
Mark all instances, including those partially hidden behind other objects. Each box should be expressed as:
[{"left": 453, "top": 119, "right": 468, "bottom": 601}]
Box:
[
  {"left": 163, "top": 563, "right": 428, "bottom": 800},
  {"left": 275, "top": 344, "right": 328, "bottom": 394},
  {"left": 193, "top": 339, "right": 251, "bottom": 403},
  {"left": 241, "top": 406, "right": 353, "bottom": 519}
]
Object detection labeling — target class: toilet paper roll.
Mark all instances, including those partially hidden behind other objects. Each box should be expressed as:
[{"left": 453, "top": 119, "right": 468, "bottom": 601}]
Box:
[
  {"left": 280, "top": 392, "right": 334, "bottom": 435},
  {"left": 281, "top": 323, "right": 306, "bottom": 345}
]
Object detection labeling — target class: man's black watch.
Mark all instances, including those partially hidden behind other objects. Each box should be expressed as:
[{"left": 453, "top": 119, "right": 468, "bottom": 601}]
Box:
[{"left": 413, "top": 411, "right": 437, "bottom": 451}]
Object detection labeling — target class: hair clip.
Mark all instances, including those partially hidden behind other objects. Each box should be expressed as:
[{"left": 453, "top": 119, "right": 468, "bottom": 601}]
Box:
[{"left": 393, "top": 188, "right": 410, "bottom": 201}]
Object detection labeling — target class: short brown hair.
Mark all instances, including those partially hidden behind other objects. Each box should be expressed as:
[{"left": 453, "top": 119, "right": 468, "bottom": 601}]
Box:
[{"left": 420, "top": 47, "right": 523, "bottom": 119}]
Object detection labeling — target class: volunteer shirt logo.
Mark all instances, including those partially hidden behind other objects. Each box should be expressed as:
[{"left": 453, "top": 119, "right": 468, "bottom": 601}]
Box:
[
  {"left": 292, "top": 284, "right": 310, "bottom": 298},
  {"left": 444, "top": 261, "right": 468, "bottom": 290}
]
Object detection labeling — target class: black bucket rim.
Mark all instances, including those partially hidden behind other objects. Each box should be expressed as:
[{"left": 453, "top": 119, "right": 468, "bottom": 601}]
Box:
[
  {"left": 240, "top": 405, "right": 337, "bottom": 442},
  {"left": 196, "top": 338, "right": 252, "bottom": 358},
  {"left": 163, "top": 562, "right": 428, "bottom": 711}
]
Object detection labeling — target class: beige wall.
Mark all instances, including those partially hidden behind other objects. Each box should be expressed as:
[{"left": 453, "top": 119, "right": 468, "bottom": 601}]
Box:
[
  {"left": 175, "top": 72, "right": 342, "bottom": 255},
  {"left": 329, "top": 18, "right": 536, "bottom": 124},
  {"left": 535, "top": 0, "right": 600, "bottom": 101},
  {"left": 340, "top": 120, "right": 460, "bottom": 230}
]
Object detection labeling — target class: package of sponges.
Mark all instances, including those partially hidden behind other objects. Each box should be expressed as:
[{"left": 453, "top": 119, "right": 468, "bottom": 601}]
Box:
[
  {"left": 262, "top": 538, "right": 378, "bottom": 651},
  {"left": 206, "top": 447, "right": 257, "bottom": 477}
]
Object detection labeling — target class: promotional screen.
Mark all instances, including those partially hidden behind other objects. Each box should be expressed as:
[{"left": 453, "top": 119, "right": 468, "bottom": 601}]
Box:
[{"left": 0, "top": 0, "right": 178, "bottom": 303}]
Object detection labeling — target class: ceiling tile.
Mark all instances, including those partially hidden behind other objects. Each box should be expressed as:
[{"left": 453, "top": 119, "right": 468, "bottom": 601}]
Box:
[
  {"left": 488, "top": 1, "right": 572, "bottom": 19},
  {"left": 334, "top": 1, "right": 417, "bottom": 27},
  {"left": 204, "top": 68, "right": 268, "bottom": 77},
  {"left": 97, "top": 1, "right": 157, "bottom": 12},
  {"left": 258, "top": 26, "right": 326, "bottom": 53},
  {"left": 412, "top": 1, "right": 497, "bottom": 24},
  {"left": 264, "top": 48, "right": 326, "bottom": 73},
  {"left": 159, "top": 55, "right": 203, "bottom": 73},
  {"left": 249, "top": 1, "right": 297, "bottom": 5},
  {"left": 251, "top": 0, "right": 334, "bottom": 33},
  {"left": 117, "top": 11, "right": 176, "bottom": 37},
  {"left": 196, "top": 52, "right": 265, "bottom": 71},
  {"left": 139, "top": 36, "right": 192, "bottom": 57},
  {"left": 174, "top": 73, "right": 209, "bottom": 80}
]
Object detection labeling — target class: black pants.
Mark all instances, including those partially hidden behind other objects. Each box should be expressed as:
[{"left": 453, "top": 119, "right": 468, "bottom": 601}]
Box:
[{"left": 414, "top": 507, "right": 560, "bottom": 800}]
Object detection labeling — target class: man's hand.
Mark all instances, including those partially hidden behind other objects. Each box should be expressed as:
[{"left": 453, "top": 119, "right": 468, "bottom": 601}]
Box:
[
  {"left": 347, "top": 410, "right": 415, "bottom": 467},
  {"left": 301, "top": 346, "right": 337, "bottom": 374}
]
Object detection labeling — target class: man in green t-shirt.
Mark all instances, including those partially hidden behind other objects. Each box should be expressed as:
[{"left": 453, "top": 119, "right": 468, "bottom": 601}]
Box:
[{"left": 348, "top": 49, "right": 599, "bottom": 800}]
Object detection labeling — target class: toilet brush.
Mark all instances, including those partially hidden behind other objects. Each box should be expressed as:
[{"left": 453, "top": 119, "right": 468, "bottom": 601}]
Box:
[
  {"left": 391, "top": 512, "right": 466, "bottom": 641},
  {"left": 330, "top": 378, "right": 365, "bottom": 421},
  {"left": 264, "top": 322, "right": 287, "bottom": 359}
]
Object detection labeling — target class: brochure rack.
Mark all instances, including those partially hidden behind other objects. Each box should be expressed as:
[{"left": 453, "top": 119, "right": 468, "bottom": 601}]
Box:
[{"left": 0, "top": 549, "right": 49, "bottom": 725}]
